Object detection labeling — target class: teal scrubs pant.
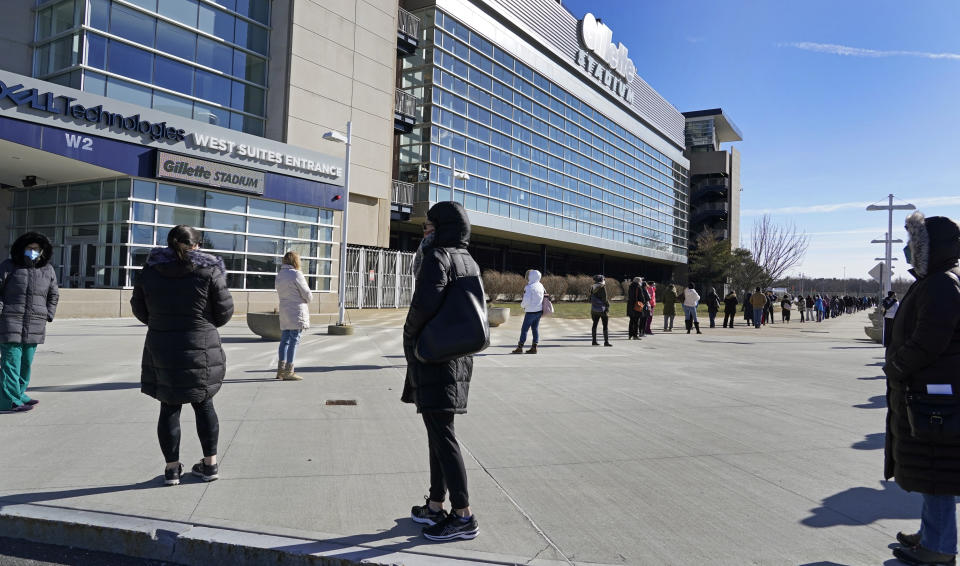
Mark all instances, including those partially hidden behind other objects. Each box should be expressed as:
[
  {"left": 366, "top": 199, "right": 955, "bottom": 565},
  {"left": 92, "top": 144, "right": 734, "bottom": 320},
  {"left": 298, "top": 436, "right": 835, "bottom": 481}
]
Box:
[{"left": 1, "top": 343, "right": 38, "bottom": 410}]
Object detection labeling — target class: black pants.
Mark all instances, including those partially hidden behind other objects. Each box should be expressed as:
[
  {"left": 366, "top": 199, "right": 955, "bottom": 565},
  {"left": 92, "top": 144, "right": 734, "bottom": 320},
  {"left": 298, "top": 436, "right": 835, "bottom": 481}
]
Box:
[
  {"left": 591, "top": 311, "right": 609, "bottom": 342},
  {"left": 883, "top": 318, "right": 893, "bottom": 347},
  {"left": 723, "top": 312, "right": 736, "bottom": 327},
  {"left": 158, "top": 399, "right": 219, "bottom": 463},
  {"left": 628, "top": 312, "right": 640, "bottom": 338},
  {"left": 422, "top": 411, "right": 469, "bottom": 509},
  {"left": 783, "top": 310, "right": 790, "bottom": 322}
]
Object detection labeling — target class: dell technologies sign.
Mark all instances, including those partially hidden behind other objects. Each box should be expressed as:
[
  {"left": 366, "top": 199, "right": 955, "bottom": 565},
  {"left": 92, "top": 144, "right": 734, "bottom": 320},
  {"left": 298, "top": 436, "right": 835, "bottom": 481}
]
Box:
[{"left": 575, "top": 13, "right": 637, "bottom": 104}]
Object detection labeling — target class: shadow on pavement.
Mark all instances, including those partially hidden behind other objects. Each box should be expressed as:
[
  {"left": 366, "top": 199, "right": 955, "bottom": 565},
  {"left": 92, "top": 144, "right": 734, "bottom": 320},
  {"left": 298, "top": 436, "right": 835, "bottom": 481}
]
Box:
[
  {"left": 852, "top": 433, "right": 885, "bottom": 450},
  {"left": 221, "top": 336, "right": 269, "bottom": 343},
  {"left": 857, "top": 375, "right": 885, "bottom": 381},
  {"left": 801, "top": 481, "right": 920, "bottom": 527},
  {"left": 28, "top": 382, "right": 141, "bottom": 392},
  {"left": 798, "top": 562, "right": 853, "bottom": 566},
  {"left": 0, "top": 478, "right": 165, "bottom": 507},
  {"left": 294, "top": 365, "right": 404, "bottom": 373},
  {"left": 853, "top": 395, "right": 886, "bottom": 409},
  {"left": 274, "top": 518, "right": 450, "bottom": 563}
]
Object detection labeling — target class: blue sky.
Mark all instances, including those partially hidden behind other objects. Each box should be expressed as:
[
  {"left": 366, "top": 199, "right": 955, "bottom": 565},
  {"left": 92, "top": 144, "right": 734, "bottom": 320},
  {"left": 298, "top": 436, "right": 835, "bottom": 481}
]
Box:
[{"left": 562, "top": 0, "right": 960, "bottom": 280}]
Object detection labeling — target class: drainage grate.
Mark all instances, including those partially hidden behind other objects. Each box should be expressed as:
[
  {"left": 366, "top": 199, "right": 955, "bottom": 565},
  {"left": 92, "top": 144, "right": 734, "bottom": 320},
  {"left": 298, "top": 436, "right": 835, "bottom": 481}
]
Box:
[{"left": 325, "top": 400, "right": 358, "bottom": 406}]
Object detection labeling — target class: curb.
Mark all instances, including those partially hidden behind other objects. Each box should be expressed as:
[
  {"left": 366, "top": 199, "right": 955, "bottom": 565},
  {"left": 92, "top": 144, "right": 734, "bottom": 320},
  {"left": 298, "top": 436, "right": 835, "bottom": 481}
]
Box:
[{"left": 0, "top": 504, "right": 503, "bottom": 566}]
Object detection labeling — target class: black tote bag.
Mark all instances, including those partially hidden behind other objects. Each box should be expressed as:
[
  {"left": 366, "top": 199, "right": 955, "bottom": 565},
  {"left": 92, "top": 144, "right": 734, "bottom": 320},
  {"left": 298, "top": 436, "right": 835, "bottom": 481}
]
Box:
[{"left": 415, "top": 251, "right": 490, "bottom": 364}]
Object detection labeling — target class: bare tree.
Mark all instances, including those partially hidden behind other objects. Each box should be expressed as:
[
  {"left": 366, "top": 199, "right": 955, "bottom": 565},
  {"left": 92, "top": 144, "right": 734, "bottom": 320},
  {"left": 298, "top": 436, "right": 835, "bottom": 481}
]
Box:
[{"left": 749, "top": 214, "right": 810, "bottom": 285}]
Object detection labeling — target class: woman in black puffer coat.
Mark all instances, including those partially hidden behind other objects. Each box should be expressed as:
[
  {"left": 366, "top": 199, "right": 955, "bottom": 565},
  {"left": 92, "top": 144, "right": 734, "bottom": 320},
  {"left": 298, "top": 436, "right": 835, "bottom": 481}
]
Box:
[
  {"left": 402, "top": 201, "right": 480, "bottom": 541},
  {"left": 884, "top": 212, "right": 960, "bottom": 566},
  {"left": 131, "top": 225, "right": 233, "bottom": 486},
  {"left": 0, "top": 232, "right": 59, "bottom": 412}
]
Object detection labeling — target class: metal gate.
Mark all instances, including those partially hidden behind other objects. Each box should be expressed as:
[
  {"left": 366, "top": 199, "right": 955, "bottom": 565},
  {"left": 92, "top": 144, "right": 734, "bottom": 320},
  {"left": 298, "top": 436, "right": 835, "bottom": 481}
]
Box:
[{"left": 344, "top": 247, "right": 415, "bottom": 308}]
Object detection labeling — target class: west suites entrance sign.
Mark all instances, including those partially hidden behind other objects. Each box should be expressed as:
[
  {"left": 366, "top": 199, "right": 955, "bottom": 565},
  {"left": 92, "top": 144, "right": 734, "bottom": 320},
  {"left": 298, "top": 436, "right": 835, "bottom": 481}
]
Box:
[
  {"left": 575, "top": 13, "right": 637, "bottom": 104},
  {"left": 0, "top": 70, "right": 345, "bottom": 186}
]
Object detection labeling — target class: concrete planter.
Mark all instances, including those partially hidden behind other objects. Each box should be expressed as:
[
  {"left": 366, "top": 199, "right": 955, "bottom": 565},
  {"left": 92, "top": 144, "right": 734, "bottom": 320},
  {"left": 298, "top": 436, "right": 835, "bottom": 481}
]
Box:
[
  {"left": 865, "top": 325, "right": 882, "bottom": 343},
  {"left": 247, "top": 312, "right": 282, "bottom": 341},
  {"left": 487, "top": 306, "right": 510, "bottom": 327}
]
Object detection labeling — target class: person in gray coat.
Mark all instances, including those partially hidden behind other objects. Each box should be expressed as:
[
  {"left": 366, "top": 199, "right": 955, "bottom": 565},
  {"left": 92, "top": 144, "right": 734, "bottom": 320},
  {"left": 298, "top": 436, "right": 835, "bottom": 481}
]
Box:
[
  {"left": 0, "top": 232, "right": 59, "bottom": 413},
  {"left": 275, "top": 250, "right": 311, "bottom": 381}
]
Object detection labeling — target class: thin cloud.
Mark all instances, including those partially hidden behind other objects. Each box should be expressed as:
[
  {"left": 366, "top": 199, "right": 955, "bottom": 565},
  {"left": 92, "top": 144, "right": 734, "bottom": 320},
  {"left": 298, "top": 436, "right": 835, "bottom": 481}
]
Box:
[
  {"left": 782, "top": 42, "right": 960, "bottom": 61},
  {"left": 743, "top": 196, "right": 960, "bottom": 216}
]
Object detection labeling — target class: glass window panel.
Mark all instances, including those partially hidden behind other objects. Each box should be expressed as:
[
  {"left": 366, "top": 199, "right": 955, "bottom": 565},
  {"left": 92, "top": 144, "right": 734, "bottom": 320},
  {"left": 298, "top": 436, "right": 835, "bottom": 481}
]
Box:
[
  {"left": 107, "top": 42, "right": 152, "bottom": 82},
  {"left": 27, "top": 207, "right": 57, "bottom": 225},
  {"left": 231, "top": 81, "right": 264, "bottom": 115},
  {"left": 249, "top": 198, "right": 284, "bottom": 218},
  {"left": 234, "top": 19, "right": 268, "bottom": 54},
  {"left": 204, "top": 211, "right": 244, "bottom": 232},
  {"left": 205, "top": 191, "right": 245, "bottom": 212},
  {"left": 285, "top": 204, "right": 318, "bottom": 223},
  {"left": 247, "top": 236, "right": 282, "bottom": 255},
  {"left": 133, "top": 202, "right": 155, "bottom": 222},
  {"left": 51, "top": 0, "right": 77, "bottom": 34},
  {"left": 154, "top": 56, "right": 193, "bottom": 95},
  {"left": 157, "top": 21, "right": 195, "bottom": 60},
  {"left": 231, "top": 114, "right": 264, "bottom": 136},
  {"left": 156, "top": 205, "right": 202, "bottom": 226},
  {"left": 317, "top": 244, "right": 332, "bottom": 258},
  {"left": 85, "top": 32, "right": 107, "bottom": 69},
  {"left": 245, "top": 274, "right": 275, "bottom": 289},
  {"left": 158, "top": 183, "right": 204, "bottom": 206},
  {"left": 232, "top": 50, "right": 266, "bottom": 85},
  {"left": 198, "top": 4, "right": 234, "bottom": 42},
  {"left": 214, "top": 0, "right": 236, "bottom": 11},
  {"left": 158, "top": 0, "right": 198, "bottom": 27},
  {"left": 216, "top": 253, "right": 244, "bottom": 271},
  {"left": 67, "top": 182, "right": 100, "bottom": 203},
  {"left": 152, "top": 91, "right": 193, "bottom": 118},
  {"left": 110, "top": 3, "right": 155, "bottom": 46},
  {"left": 132, "top": 225, "right": 154, "bottom": 245},
  {"left": 197, "top": 36, "right": 232, "bottom": 74},
  {"left": 202, "top": 231, "right": 244, "bottom": 251},
  {"left": 37, "top": 8, "right": 52, "bottom": 40},
  {"left": 236, "top": 0, "right": 270, "bottom": 25},
  {"left": 284, "top": 222, "right": 317, "bottom": 240},
  {"left": 195, "top": 69, "right": 231, "bottom": 106},
  {"left": 83, "top": 71, "right": 107, "bottom": 95},
  {"left": 132, "top": 180, "right": 155, "bottom": 200},
  {"left": 47, "top": 35, "right": 80, "bottom": 74},
  {"left": 126, "top": 0, "right": 157, "bottom": 10},
  {"left": 285, "top": 242, "right": 316, "bottom": 259},
  {"left": 249, "top": 217, "right": 282, "bottom": 235},
  {"left": 193, "top": 102, "right": 229, "bottom": 127}
]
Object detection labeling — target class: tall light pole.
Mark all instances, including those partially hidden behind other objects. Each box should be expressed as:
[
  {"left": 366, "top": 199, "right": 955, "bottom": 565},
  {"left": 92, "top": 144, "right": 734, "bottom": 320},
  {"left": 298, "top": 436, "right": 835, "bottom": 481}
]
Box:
[
  {"left": 323, "top": 122, "right": 352, "bottom": 333},
  {"left": 867, "top": 194, "right": 915, "bottom": 296}
]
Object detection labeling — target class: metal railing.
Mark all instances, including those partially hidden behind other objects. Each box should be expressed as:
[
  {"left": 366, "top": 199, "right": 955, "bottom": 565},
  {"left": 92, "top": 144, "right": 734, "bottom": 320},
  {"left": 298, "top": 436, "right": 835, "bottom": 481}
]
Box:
[
  {"left": 395, "top": 89, "right": 418, "bottom": 119},
  {"left": 392, "top": 180, "right": 414, "bottom": 206},
  {"left": 398, "top": 7, "right": 421, "bottom": 38},
  {"left": 344, "top": 246, "right": 416, "bottom": 309}
]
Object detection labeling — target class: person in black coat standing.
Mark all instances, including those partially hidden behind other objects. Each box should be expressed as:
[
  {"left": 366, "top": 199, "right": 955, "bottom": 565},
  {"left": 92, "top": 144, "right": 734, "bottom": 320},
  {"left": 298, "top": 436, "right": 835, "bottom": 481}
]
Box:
[
  {"left": 402, "top": 202, "right": 480, "bottom": 541},
  {"left": 0, "top": 232, "right": 59, "bottom": 413},
  {"left": 705, "top": 287, "right": 721, "bottom": 328},
  {"left": 722, "top": 290, "right": 739, "bottom": 328},
  {"left": 884, "top": 212, "right": 960, "bottom": 566},
  {"left": 131, "top": 225, "right": 234, "bottom": 486},
  {"left": 626, "top": 277, "right": 650, "bottom": 340}
]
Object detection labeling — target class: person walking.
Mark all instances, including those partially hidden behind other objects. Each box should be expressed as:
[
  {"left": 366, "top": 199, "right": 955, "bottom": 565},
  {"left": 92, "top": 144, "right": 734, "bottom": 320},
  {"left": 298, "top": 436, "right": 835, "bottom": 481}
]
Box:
[
  {"left": 682, "top": 282, "right": 701, "bottom": 334},
  {"left": 704, "top": 287, "right": 721, "bottom": 328},
  {"left": 512, "top": 269, "right": 545, "bottom": 354},
  {"left": 275, "top": 251, "right": 311, "bottom": 380},
  {"left": 131, "top": 225, "right": 234, "bottom": 486},
  {"left": 884, "top": 213, "right": 960, "bottom": 566},
  {"left": 750, "top": 287, "right": 766, "bottom": 329},
  {"left": 644, "top": 280, "right": 657, "bottom": 335},
  {"left": 0, "top": 232, "right": 59, "bottom": 413},
  {"left": 626, "top": 277, "right": 649, "bottom": 340},
  {"left": 722, "top": 290, "right": 739, "bottom": 328},
  {"left": 661, "top": 282, "right": 677, "bottom": 332},
  {"left": 402, "top": 201, "right": 481, "bottom": 541},
  {"left": 589, "top": 275, "right": 612, "bottom": 346},
  {"left": 797, "top": 295, "right": 807, "bottom": 323},
  {"left": 881, "top": 290, "right": 899, "bottom": 347},
  {"left": 781, "top": 294, "right": 792, "bottom": 323}
]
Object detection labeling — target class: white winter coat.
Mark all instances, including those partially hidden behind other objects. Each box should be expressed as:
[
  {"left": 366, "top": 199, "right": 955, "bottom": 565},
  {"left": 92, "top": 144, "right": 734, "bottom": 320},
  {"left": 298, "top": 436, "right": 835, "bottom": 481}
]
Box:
[
  {"left": 275, "top": 264, "right": 311, "bottom": 330},
  {"left": 683, "top": 288, "right": 701, "bottom": 307},
  {"left": 520, "top": 269, "right": 545, "bottom": 313}
]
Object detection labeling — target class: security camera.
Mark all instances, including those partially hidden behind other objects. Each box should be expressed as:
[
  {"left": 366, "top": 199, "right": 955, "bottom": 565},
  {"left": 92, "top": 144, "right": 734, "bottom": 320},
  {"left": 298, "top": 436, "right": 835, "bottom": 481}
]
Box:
[{"left": 21, "top": 176, "right": 37, "bottom": 188}]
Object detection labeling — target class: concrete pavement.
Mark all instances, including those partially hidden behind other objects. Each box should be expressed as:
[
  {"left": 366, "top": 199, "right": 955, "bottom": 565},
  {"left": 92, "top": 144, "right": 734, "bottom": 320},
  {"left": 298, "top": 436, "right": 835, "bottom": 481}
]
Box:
[{"left": 0, "top": 309, "right": 912, "bottom": 565}]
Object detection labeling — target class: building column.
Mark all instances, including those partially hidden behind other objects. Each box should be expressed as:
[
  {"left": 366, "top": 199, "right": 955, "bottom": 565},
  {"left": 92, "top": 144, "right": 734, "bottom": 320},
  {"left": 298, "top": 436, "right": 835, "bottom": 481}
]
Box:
[
  {"left": 500, "top": 246, "right": 508, "bottom": 272},
  {"left": 540, "top": 244, "right": 547, "bottom": 273},
  {"left": 600, "top": 254, "right": 606, "bottom": 275}
]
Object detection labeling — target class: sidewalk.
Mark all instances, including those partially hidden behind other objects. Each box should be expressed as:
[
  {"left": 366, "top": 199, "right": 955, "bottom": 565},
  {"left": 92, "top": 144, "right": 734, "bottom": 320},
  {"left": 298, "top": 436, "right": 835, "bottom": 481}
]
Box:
[{"left": 0, "top": 310, "right": 910, "bottom": 565}]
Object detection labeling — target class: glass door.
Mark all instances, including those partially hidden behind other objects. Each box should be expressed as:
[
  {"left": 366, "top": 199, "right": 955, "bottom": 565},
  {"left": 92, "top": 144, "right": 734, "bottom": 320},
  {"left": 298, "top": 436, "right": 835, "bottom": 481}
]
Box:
[{"left": 62, "top": 238, "right": 98, "bottom": 288}]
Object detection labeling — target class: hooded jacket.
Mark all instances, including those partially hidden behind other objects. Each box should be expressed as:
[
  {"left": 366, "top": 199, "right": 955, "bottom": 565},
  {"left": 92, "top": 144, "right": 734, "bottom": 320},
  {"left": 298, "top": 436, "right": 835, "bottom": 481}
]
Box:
[
  {"left": 884, "top": 212, "right": 960, "bottom": 494},
  {"left": 520, "top": 270, "right": 545, "bottom": 313},
  {"left": 704, "top": 288, "right": 721, "bottom": 313},
  {"left": 402, "top": 202, "right": 479, "bottom": 413},
  {"left": 131, "top": 248, "right": 235, "bottom": 405},
  {"left": 723, "top": 292, "right": 739, "bottom": 313},
  {"left": 0, "top": 232, "right": 59, "bottom": 344},
  {"left": 275, "top": 263, "right": 311, "bottom": 330},
  {"left": 660, "top": 285, "right": 677, "bottom": 316},
  {"left": 626, "top": 278, "right": 650, "bottom": 316}
]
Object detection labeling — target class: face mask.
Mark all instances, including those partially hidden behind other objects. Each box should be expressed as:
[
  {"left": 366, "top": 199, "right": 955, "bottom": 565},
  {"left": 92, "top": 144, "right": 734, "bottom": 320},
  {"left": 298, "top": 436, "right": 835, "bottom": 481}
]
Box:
[
  {"left": 903, "top": 245, "right": 912, "bottom": 265},
  {"left": 24, "top": 249, "right": 40, "bottom": 261}
]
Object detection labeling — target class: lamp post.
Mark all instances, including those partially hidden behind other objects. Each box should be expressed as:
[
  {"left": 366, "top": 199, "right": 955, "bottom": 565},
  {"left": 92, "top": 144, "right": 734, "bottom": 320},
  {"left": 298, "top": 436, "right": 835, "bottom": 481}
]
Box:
[
  {"left": 323, "top": 121, "right": 352, "bottom": 334},
  {"left": 867, "top": 194, "right": 916, "bottom": 296}
]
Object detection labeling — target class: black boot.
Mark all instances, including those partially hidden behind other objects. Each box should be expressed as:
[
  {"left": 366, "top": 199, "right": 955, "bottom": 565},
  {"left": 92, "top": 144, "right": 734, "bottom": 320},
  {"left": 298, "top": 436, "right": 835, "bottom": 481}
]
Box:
[
  {"left": 686, "top": 320, "right": 692, "bottom": 334},
  {"left": 695, "top": 321, "right": 702, "bottom": 334},
  {"left": 511, "top": 342, "right": 524, "bottom": 354}
]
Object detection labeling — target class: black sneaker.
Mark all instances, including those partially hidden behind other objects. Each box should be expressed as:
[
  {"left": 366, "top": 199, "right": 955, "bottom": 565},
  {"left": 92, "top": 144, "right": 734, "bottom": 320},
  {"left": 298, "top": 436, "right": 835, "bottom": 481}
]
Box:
[
  {"left": 191, "top": 460, "right": 219, "bottom": 482},
  {"left": 164, "top": 463, "right": 183, "bottom": 486},
  {"left": 422, "top": 512, "right": 479, "bottom": 541},
  {"left": 897, "top": 531, "right": 921, "bottom": 548},
  {"left": 411, "top": 497, "right": 447, "bottom": 526},
  {"left": 893, "top": 545, "right": 956, "bottom": 566}
]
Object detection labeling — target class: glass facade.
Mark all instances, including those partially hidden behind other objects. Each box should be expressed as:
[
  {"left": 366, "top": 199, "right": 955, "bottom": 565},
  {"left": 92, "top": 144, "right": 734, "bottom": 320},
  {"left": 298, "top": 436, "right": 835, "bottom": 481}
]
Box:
[
  {"left": 33, "top": 0, "right": 269, "bottom": 136},
  {"left": 8, "top": 178, "right": 336, "bottom": 290},
  {"left": 397, "top": 9, "right": 689, "bottom": 258}
]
